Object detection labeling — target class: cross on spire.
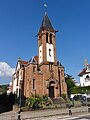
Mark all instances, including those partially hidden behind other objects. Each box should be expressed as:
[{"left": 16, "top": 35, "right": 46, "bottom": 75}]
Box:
[{"left": 44, "top": 4, "right": 47, "bottom": 14}]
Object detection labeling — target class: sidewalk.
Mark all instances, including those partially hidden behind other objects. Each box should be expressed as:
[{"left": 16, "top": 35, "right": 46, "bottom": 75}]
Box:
[
  {"left": 21, "top": 106, "right": 88, "bottom": 119},
  {"left": 0, "top": 106, "right": 88, "bottom": 120}
]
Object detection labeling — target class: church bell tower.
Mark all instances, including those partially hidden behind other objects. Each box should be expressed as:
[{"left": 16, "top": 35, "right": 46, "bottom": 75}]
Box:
[{"left": 38, "top": 13, "right": 57, "bottom": 65}]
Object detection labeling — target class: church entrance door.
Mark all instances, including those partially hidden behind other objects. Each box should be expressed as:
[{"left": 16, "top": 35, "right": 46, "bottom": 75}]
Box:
[{"left": 49, "top": 86, "right": 54, "bottom": 98}]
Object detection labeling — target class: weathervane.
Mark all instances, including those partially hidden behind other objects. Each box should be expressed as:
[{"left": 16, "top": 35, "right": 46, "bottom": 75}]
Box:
[{"left": 44, "top": 4, "right": 47, "bottom": 14}]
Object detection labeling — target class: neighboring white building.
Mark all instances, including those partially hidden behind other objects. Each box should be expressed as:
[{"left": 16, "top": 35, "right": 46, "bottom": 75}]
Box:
[
  {"left": 12, "top": 58, "right": 26, "bottom": 97},
  {"left": 78, "top": 64, "right": 90, "bottom": 87},
  {"left": 7, "top": 82, "right": 12, "bottom": 94}
]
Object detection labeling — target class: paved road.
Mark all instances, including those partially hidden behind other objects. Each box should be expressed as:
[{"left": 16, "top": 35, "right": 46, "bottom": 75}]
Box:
[
  {"left": 0, "top": 106, "right": 89, "bottom": 120},
  {"left": 0, "top": 112, "right": 89, "bottom": 120},
  {"left": 29, "top": 114, "right": 90, "bottom": 120}
]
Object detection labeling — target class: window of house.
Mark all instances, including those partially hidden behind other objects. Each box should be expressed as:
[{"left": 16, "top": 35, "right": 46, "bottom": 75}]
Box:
[
  {"left": 85, "top": 75, "right": 90, "bottom": 81},
  {"left": 46, "top": 33, "right": 48, "bottom": 43},
  {"left": 38, "top": 67, "right": 42, "bottom": 74},
  {"left": 33, "top": 79, "right": 35, "bottom": 89},
  {"left": 50, "top": 34, "right": 52, "bottom": 44},
  {"left": 33, "top": 66, "right": 36, "bottom": 73},
  {"left": 86, "top": 75, "right": 89, "bottom": 78}
]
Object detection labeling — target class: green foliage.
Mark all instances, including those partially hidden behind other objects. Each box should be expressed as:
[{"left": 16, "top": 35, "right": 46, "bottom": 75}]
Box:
[
  {"left": 61, "top": 94, "right": 67, "bottom": 101},
  {"left": 70, "top": 86, "right": 90, "bottom": 94},
  {"left": 26, "top": 95, "right": 42, "bottom": 109},
  {"left": 42, "top": 94, "right": 52, "bottom": 106},
  {"left": 26, "top": 94, "right": 52, "bottom": 109},
  {"left": 42, "top": 94, "right": 48, "bottom": 103},
  {"left": 0, "top": 85, "right": 8, "bottom": 94},
  {"left": 65, "top": 74, "right": 75, "bottom": 94}
]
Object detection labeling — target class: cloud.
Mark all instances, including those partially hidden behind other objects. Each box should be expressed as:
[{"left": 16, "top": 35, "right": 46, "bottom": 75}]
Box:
[{"left": 0, "top": 62, "right": 15, "bottom": 77}]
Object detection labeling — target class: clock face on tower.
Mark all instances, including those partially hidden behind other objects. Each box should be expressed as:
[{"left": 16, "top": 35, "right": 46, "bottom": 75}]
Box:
[{"left": 46, "top": 43, "right": 54, "bottom": 62}]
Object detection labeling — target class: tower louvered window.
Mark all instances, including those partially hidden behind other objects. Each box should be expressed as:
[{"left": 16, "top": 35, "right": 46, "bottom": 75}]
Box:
[
  {"left": 46, "top": 33, "right": 48, "bottom": 43},
  {"left": 50, "top": 34, "right": 52, "bottom": 44}
]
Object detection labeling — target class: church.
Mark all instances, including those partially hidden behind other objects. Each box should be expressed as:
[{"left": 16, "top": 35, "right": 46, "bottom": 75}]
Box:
[{"left": 11, "top": 12, "right": 67, "bottom": 99}]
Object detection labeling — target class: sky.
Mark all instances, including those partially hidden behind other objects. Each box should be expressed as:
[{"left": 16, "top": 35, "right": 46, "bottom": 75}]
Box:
[{"left": 0, "top": 0, "right": 90, "bottom": 85}]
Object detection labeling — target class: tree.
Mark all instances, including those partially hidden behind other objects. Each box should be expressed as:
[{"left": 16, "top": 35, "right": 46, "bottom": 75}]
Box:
[
  {"left": 70, "top": 86, "right": 90, "bottom": 94},
  {"left": 65, "top": 74, "right": 75, "bottom": 95},
  {"left": 1, "top": 85, "right": 8, "bottom": 94}
]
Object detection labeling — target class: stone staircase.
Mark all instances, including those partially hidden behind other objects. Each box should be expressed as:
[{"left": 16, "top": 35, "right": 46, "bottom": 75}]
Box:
[{"left": 51, "top": 97, "right": 66, "bottom": 107}]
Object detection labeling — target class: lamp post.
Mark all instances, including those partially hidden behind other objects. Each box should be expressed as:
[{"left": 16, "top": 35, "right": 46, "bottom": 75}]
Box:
[
  {"left": 18, "top": 79, "right": 22, "bottom": 120},
  {"left": 58, "top": 66, "right": 61, "bottom": 97}
]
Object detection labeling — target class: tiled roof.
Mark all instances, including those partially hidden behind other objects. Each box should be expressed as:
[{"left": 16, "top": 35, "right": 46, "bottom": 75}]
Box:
[
  {"left": 78, "top": 68, "right": 90, "bottom": 76},
  {"left": 38, "top": 13, "right": 55, "bottom": 33},
  {"left": 20, "top": 60, "right": 28, "bottom": 65},
  {"left": 34, "top": 56, "right": 38, "bottom": 62},
  {"left": 18, "top": 56, "right": 38, "bottom": 66},
  {"left": 78, "top": 68, "right": 86, "bottom": 76}
]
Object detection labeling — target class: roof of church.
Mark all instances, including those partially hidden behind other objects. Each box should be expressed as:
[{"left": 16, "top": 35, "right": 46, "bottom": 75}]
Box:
[
  {"left": 17, "top": 56, "right": 38, "bottom": 67},
  {"left": 34, "top": 56, "right": 38, "bottom": 62},
  {"left": 38, "top": 13, "right": 55, "bottom": 33},
  {"left": 20, "top": 60, "right": 28, "bottom": 65},
  {"left": 18, "top": 57, "right": 28, "bottom": 65},
  {"left": 29, "top": 56, "right": 38, "bottom": 64}
]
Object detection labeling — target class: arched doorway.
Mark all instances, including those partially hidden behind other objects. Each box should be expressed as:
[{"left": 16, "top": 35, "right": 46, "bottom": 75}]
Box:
[{"left": 49, "top": 81, "right": 55, "bottom": 98}]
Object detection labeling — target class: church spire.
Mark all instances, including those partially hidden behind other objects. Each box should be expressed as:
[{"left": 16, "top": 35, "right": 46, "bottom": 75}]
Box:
[{"left": 38, "top": 13, "right": 56, "bottom": 34}]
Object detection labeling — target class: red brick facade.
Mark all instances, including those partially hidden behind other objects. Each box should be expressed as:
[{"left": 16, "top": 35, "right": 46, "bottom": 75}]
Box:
[{"left": 12, "top": 13, "right": 67, "bottom": 98}]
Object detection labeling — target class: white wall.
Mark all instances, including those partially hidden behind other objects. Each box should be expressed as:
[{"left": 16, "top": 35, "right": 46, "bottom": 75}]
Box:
[
  {"left": 13, "top": 77, "right": 17, "bottom": 93},
  {"left": 80, "top": 73, "right": 90, "bottom": 86},
  {"left": 46, "top": 43, "right": 54, "bottom": 62},
  {"left": 39, "top": 45, "right": 43, "bottom": 64}
]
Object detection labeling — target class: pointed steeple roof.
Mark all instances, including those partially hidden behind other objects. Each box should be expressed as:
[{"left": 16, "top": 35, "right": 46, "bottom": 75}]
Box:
[{"left": 38, "top": 13, "right": 56, "bottom": 34}]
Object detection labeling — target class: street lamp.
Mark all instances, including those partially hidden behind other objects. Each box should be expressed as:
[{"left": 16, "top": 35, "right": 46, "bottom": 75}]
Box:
[{"left": 18, "top": 79, "right": 23, "bottom": 120}]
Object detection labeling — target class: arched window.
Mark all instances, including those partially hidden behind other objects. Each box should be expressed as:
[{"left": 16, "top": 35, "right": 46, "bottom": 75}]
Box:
[
  {"left": 85, "top": 75, "right": 90, "bottom": 82},
  {"left": 86, "top": 75, "right": 89, "bottom": 78}
]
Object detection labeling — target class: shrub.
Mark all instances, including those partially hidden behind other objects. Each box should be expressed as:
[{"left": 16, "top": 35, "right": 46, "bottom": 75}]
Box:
[
  {"left": 61, "top": 94, "right": 67, "bottom": 101},
  {"left": 26, "top": 96, "right": 42, "bottom": 109},
  {"left": 26, "top": 94, "right": 52, "bottom": 109}
]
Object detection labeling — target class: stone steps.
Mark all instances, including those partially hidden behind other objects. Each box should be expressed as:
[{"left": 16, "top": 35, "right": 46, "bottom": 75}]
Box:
[{"left": 51, "top": 97, "right": 66, "bottom": 104}]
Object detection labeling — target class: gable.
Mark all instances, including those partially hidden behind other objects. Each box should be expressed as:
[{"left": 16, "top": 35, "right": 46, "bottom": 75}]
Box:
[{"left": 29, "top": 57, "right": 37, "bottom": 64}]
